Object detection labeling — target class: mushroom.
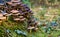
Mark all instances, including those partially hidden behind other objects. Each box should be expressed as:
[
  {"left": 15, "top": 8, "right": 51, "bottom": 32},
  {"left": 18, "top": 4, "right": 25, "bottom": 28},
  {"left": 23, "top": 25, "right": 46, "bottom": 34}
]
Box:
[
  {"left": 17, "top": 16, "right": 26, "bottom": 21},
  {"left": 0, "top": 17, "right": 6, "bottom": 20},
  {"left": 11, "top": 0, "right": 20, "bottom": 3},
  {"left": 28, "top": 26, "right": 35, "bottom": 29},
  {"left": 12, "top": 13, "right": 20, "bottom": 16},
  {"left": 14, "top": 18, "right": 20, "bottom": 22},
  {"left": 11, "top": 4, "right": 17, "bottom": 7},
  {"left": 19, "top": 16, "right": 24, "bottom": 19},
  {"left": 0, "top": 13, "right": 3, "bottom": 17},
  {"left": 0, "top": 16, "right": 6, "bottom": 25},
  {"left": 6, "top": 1, "right": 18, "bottom": 7},
  {"left": 0, "top": 3, "right": 4, "bottom": 6},
  {"left": 6, "top": 2, "right": 17, "bottom": 9},
  {"left": 6, "top": 2, "right": 12, "bottom": 5},
  {"left": 3, "top": 13, "right": 11, "bottom": 20},
  {"left": 10, "top": 10, "right": 19, "bottom": 14},
  {"left": 20, "top": 18, "right": 26, "bottom": 22},
  {"left": 11, "top": 11, "right": 20, "bottom": 18},
  {"left": 27, "top": 26, "right": 35, "bottom": 33},
  {"left": 33, "top": 27, "right": 38, "bottom": 31},
  {"left": 19, "top": 12, "right": 24, "bottom": 16},
  {"left": 0, "top": 3, "right": 4, "bottom": 9},
  {"left": 3, "top": 13, "right": 8, "bottom": 16}
]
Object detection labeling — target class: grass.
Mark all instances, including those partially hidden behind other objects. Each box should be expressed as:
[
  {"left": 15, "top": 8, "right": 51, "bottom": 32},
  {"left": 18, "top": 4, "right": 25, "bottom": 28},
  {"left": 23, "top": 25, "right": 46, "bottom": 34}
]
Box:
[
  {"left": 0, "top": 20, "right": 60, "bottom": 37},
  {"left": 0, "top": 7, "right": 60, "bottom": 37}
]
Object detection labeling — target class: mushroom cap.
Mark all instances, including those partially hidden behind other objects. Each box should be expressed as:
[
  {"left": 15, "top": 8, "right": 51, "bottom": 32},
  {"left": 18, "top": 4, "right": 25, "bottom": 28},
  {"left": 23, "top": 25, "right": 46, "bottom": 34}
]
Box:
[
  {"left": 12, "top": 13, "right": 20, "bottom": 15},
  {"left": 0, "top": 6, "right": 4, "bottom": 8},
  {"left": 3, "top": 13, "right": 11, "bottom": 17},
  {"left": 6, "top": 2, "right": 17, "bottom": 6},
  {"left": 16, "top": 2, "right": 22, "bottom": 5},
  {"left": 12, "top": 2, "right": 22, "bottom": 6},
  {"left": 28, "top": 26, "right": 35, "bottom": 29},
  {"left": 11, "top": 0, "right": 20, "bottom": 3},
  {"left": 11, "top": 4, "right": 17, "bottom": 6},
  {"left": 0, "top": 17, "right": 6, "bottom": 20},
  {"left": 19, "top": 16, "right": 23, "bottom": 19},
  {"left": 0, "top": 14, "right": 3, "bottom": 17},
  {"left": 0, "top": 4, "right": 4, "bottom": 8},
  {"left": 11, "top": 10, "right": 19, "bottom": 13},
  {"left": 0, "top": 21, "right": 2, "bottom": 23},
  {"left": 6, "top": 2, "right": 21, "bottom": 6},
  {"left": 14, "top": 18, "right": 20, "bottom": 21},
  {"left": 7, "top": 14, "right": 12, "bottom": 16},
  {"left": 3, "top": 13, "right": 8, "bottom": 15},
  {"left": 20, "top": 18, "right": 26, "bottom": 21},
  {"left": 0, "top": 3, "right": 4, "bottom": 6},
  {"left": 34, "top": 28, "right": 38, "bottom": 30},
  {"left": 6, "top": 2, "right": 12, "bottom": 5}
]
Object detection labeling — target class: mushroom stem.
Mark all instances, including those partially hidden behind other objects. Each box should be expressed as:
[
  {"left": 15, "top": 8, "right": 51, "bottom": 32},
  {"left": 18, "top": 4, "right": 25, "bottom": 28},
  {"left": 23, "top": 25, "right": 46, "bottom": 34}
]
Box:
[
  {"left": 6, "top": 17, "right": 8, "bottom": 21},
  {"left": 0, "top": 21, "right": 2, "bottom": 25},
  {"left": 30, "top": 29, "right": 32, "bottom": 33}
]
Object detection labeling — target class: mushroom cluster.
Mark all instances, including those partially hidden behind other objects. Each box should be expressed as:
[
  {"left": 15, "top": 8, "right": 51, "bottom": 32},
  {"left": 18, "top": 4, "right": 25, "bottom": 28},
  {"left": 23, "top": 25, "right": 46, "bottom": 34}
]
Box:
[
  {"left": 10, "top": 10, "right": 26, "bottom": 22},
  {"left": 0, "top": 1, "right": 38, "bottom": 32},
  {"left": 5, "top": 1, "right": 33, "bottom": 21},
  {"left": 27, "top": 18, "right": 38, "bottom": 32}
]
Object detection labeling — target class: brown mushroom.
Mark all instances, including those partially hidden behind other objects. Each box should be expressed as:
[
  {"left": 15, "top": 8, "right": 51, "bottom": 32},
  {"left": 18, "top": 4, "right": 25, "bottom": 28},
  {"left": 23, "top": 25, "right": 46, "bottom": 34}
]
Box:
[
  {"left": 7, "top": 2, "right": 17, "bottom": 6},
  {"left": 0, "top": 13, "right": 3, "bottom": 17},
  {"left": 0, "top": 4, "right": 4, "bottom": 8},
  {"left": 20, "top": 18, "right": 26, "bottom": 21},
  {"left": 0, "top": 16, "right": 6, "bottom": 22},
  {"left": 3, "top": 13, "right": 8, "bottom": 16},
  {"left": 0, "top": 17, "right": 6, "bottom": 20},
  {"left": 6, "top": 2, "right": 12, "bottom": 5},
  {"left": 10, "top": 10, "right": 19, "bottom": 14},
  {"left": 28, "top": 26, "right": 35, "bottom": 29},
  {"left": 3, "top": 13, "right": 11, "bottom": 21},
  {"left": 19, "top": 16, "right": 26, "bottom": 21},
  {"left": 0, "top": 16, "right": 6, "bottom": 25},
  {"left": 12, "top": 13, "right": 20, "bottom": 16},
  {"left": 11, "top": 4, "right": 17, "bottom": 6},
  {"left": 33, "top": 27, "right": 38, "bottom": 31},
  {"left": 14, "top": 18, "right": 20, "bottom": 22},
  {"left": 11, "top": 0, "right": 20, "bottom": 3},
  {"left": 19, "top": 16, "right": 24, "bottom": 19},
  {"left": 27, "top": 26, "right": 35, "bottom": 33}
]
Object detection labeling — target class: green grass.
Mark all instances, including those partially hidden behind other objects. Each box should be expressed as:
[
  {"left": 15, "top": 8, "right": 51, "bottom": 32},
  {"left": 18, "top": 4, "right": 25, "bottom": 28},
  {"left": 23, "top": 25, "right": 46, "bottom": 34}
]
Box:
[
  {"left": 0, "top": 8, "right": 60, "bottom": 37},
  {"left": 0, "top": 20, "right": 60, "bottom": 37}
]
